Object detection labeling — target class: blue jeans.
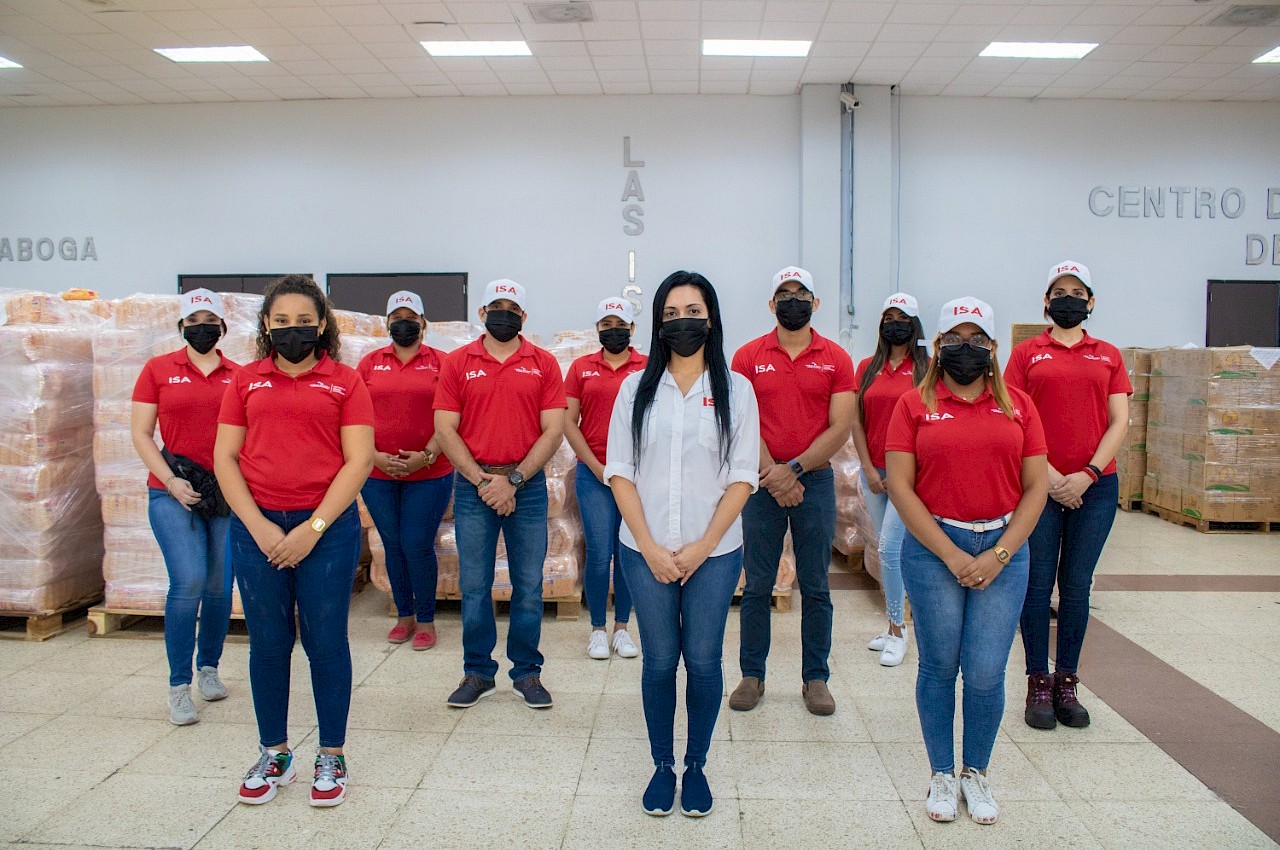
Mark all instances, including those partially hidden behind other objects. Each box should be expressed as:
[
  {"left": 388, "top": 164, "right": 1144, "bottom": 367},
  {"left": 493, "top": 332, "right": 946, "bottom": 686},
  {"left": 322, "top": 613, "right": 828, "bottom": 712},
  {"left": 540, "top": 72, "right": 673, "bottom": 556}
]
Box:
[
  {"left": 901, "top": 521, "right": 1029, "bottom": 773},
  {"left": 361, "top": 474, "right": 453, "bottom": 622},
  {"left": 620, "top": 544, "right": 742, "bottom": 769},
  {"left": 739, "top": 468, "right": 835, "bottom": 682},
  {"left": 862, "top": 467, "right": 907, "bottom": 627},
  {"left": 148, "top": 489, "right": 232, "bottom": 687},
  {"left": 453, "top": 472, "right": 547, "bottom": 682},
  {"left": 231, "top": 504, "right": 361, "bottom": 749},
  {"left": 1021, "top": 473, "right": 1119, "bottom": 676},
  {"left": 575, "top": 461, "right": 632, "bottom": 629}
]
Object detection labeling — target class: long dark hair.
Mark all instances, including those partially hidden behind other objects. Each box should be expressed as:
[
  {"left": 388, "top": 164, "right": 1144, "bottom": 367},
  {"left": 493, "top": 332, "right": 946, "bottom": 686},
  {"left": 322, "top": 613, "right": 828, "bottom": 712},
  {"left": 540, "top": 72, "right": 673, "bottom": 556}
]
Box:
[
  {"left": 630, "top": 271, "right": 733, "bottom": 466},
  {"left": 857, "top": 310, "right": 929, "bottom": 425},
  {"left": 255, "top": 274, "right": 342, "bottom": 361}
]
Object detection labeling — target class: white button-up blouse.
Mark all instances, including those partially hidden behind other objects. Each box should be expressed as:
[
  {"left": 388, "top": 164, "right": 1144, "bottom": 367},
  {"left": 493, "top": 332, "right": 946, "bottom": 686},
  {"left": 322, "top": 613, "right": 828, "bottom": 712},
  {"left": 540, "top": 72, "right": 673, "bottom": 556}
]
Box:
[{"left": 604, "top": 368, "right": 760, "bottom": 557}]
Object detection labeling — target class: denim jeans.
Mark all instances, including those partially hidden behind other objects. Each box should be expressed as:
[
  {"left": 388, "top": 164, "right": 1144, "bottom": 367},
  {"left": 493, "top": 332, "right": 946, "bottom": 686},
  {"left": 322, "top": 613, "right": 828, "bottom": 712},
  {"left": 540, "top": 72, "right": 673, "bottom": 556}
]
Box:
[
  {"left": 1021, "top": 473, "right": 1119, "bottom": 676},
  {"left": 901, "top": 521, "right": 1029, "bottom": 773},
  {"left": 453, "top": 472, "right": 547, "bottom": 682},
  {"left": 575, "top": 461, "right": 633, "bottom": 629},
  {"left": 361, "top": 474, "right": 453, "bottom": 622},
  {"left": 148, "top": 489, "right": 232, "bottom": 687},
  {"left": 619, "top": 544, "right": 742, "bottom": 769},
  {"left": 861, "top": 467, "right": 907, "bottom": 627},
  {"left": 739, "top": 468, "right": 835, "bottom": 682},
  {"left": 231, "top": 504, "right": 361, "bottom": 749}
]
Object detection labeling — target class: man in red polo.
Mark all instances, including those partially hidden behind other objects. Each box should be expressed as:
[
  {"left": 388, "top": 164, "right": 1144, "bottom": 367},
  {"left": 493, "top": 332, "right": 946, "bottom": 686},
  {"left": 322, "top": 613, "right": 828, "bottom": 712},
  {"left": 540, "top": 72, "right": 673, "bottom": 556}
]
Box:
[
  {"left": 434, "top": 279, "right": 567, "bottom": 710},
  {"left": 728, "top": 266, "right": 856, "bottom": 717}
]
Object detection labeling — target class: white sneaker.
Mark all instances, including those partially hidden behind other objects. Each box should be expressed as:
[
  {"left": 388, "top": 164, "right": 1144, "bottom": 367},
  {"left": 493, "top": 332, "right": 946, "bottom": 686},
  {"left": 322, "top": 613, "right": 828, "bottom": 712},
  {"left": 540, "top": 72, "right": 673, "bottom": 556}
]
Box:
[
  {"left": 867, "top": 631, "right": 888, "bottom": 651},
  {"left": 197, "top": 666, "right": 228, "bottom": 701},
  {"left": 168, "top": 685, "right": 199, "bottom": 726},
  {"left": 959, "top": 768, "right": 999, "bottom": 824},
  {"left": 879, "top": 632, "right": 908, "bottom": 667},
  {"left": 587, "top": 629, "right": 611, "bottom": 660},
  {"left": 925, "top": 772, "right": 958, "bottom": 822},
  {"left": 612, "top": 629, "right": 639, "bottom": 658}
]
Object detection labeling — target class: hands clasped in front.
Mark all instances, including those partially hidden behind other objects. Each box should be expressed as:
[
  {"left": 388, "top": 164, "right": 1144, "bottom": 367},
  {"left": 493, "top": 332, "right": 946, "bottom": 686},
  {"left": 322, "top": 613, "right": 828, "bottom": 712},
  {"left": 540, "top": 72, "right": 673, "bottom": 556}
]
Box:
[
  {"left": 761, "top": 462, "right": 805, "bottom": 508},
  {"left": 642, "top": 538, "right": 715, "bottom": 586},
  {"left": 945, "top": 548, "right": 1004, "bottom": 590}
]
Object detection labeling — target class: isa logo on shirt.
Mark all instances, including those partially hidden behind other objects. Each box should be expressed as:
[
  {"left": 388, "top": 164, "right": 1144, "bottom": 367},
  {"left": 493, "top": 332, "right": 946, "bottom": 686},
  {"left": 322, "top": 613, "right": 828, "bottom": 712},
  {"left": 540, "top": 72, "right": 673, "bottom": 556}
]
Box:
[
  {"left": 167, "top": 376, "right": 191, "bottom": 384},
  {"left": 373, "top": 364, "right": 392, "bottom": 371},
  {"left": 755, "top": 364, "right": 776, "bottom": 374},
  {"left": 702, "top": 397, "right": 715, "bottom": 407},
  {"left": 247, "top": 380, "right": 273, "bottom": 392},
  {"left": 465, "top": 369, "right": 487, "bottom": 380},
  {"left": 1030, "top": 353, "right": 1053, "bottom": 366},
  {"left": 923, "top": 412, "right": 954, "bottom": 421}
]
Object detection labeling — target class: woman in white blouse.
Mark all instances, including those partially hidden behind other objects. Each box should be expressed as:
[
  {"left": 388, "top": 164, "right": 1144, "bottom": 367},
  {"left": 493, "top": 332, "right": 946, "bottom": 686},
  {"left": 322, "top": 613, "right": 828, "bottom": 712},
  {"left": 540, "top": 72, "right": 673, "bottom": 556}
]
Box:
[{"left": 605, "top": 271, "right": 760, "bottom": 819}]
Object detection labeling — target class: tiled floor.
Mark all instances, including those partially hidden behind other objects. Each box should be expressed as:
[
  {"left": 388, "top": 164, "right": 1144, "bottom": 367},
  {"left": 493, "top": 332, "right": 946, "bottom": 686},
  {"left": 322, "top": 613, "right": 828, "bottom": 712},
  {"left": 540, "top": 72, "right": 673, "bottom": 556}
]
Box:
[{"left": 0, "top": 510, "right": 1276, "bottom": 849}]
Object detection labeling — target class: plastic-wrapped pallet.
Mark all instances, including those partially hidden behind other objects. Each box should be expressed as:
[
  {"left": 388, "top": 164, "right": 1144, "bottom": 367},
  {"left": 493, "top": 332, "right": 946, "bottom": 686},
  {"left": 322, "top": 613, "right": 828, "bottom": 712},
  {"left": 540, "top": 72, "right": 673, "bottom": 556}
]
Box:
[
  {"left": 0, "top": 289, "right": 107, "bottom": 613},
  {"left": 1116, "top": 348, "right": 1152, "bottom": 506},
  {"left": 831, "top": 437, "right": 872, "bottom": 572}
]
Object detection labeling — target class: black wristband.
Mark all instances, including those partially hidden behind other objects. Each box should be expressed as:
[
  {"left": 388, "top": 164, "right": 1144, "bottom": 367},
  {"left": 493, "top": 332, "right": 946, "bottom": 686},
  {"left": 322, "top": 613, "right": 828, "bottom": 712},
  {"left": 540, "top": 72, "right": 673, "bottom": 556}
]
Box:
[{"left": 1085, "top": 464, "right": 1102, "bottom": 482}]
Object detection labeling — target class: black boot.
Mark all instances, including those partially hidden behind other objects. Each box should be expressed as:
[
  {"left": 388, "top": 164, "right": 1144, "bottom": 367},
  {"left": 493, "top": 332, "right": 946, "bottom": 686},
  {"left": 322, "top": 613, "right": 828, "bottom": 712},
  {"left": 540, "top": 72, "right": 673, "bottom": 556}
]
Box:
[
  {"left": 1053, "top": 671, "right": 1091, "bottom": 728},
  {"left": 1024, "top": 672, "right": 1056, "bottom": 730}
]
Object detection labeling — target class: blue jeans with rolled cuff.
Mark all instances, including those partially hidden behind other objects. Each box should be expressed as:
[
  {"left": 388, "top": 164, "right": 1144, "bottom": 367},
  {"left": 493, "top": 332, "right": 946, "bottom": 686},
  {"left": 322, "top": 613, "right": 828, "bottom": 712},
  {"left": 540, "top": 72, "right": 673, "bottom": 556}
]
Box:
[
  {"left": 861, "top": 467, "right": 907, "bottom": 628},
  {"left": 360, "top": 474, "right": 453, "bottom": 622},
  {"left": 575, "top": 461, "right": 633, "bottom": 629}
]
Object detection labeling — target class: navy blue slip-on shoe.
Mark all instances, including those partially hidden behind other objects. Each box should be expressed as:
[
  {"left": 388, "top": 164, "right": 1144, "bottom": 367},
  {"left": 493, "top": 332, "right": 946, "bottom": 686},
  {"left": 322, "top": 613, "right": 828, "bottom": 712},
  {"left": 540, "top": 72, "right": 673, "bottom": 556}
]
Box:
[
  {"left": 680, "top": 764, "right": 713, "bottom": 817},
  {"left": 642, "top": 765, "right": 677, "bottom": 816}
]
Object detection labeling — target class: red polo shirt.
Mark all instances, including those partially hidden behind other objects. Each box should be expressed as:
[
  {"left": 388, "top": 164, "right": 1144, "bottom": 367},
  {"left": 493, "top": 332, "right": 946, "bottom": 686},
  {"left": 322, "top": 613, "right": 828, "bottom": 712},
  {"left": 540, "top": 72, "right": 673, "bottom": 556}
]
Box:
[
  {"left": 886, "top": 382, "right": 1046, "bottom": 521},
  {"left": 854, "top": 355, "right": 921, "bottom": 469},
  {"left": 357, "top": 344, "right": 454, "bottom": 481},
  {"left": 731, "top": 329, "right": 855, "bottom": 462},
  {"left": 217, "top": 352, "right": 374, "bottom": 511},
  {"left": 1004, "top": 330, "right": 1131, "bottom": 476},
  {"left": 433, "top": 335, "right": 567, "bottom": 466},
  {"left": 565, "top": 347, "right": 648, "bottom": 465},
  {"left": 132, "top": 348, "right": 240, "bottom": 490}
]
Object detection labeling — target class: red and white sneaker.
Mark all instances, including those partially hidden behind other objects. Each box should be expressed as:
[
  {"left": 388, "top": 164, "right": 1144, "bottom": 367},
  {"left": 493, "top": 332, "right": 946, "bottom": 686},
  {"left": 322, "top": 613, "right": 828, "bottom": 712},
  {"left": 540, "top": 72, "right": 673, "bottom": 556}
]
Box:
[
  {"left": 310, "top": 751, "right": 348, "bottom": 807},
  {"left": 238, "top": 747, "right": 295, "bottom": 805}
]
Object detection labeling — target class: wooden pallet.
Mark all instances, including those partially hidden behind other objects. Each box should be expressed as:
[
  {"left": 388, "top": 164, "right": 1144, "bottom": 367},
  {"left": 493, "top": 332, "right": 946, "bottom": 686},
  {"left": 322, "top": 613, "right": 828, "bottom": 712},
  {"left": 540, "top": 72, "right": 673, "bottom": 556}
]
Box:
[
  {"left": 87, "top": 606, "right": 249, "bottom": 638},
  {"left": 832, "top": 547, "right": 865, "bottom": 573},
  {"left": 1142, "top": 504, "right": 1277, "bottom": 534},
  {"left": 0, "top": 596, "right": 101, "bottom": 642},
  {"left": 1118, "top": 497, "right": 1144, "bottom": 512},
  {"left": 732, "top": 587, "right": 794, "bottom": 613}
]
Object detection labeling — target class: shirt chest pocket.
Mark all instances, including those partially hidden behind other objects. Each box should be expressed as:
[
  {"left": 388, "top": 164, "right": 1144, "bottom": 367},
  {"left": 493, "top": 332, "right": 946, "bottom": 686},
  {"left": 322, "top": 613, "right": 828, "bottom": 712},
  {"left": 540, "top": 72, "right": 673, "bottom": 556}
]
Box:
[{"left": 698, "top": 406, "right": 721, "bottom": 453}]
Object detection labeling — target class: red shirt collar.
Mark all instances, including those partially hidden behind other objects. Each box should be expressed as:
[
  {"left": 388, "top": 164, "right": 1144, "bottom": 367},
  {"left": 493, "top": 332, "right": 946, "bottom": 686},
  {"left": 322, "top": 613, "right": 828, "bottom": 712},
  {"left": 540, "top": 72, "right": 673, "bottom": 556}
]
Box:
[
  {"left": 376, "top": 343, "right": 437, "bottom": 367},
  {"left": 934, "top": 380, "right": 993, "bottom": 406},
  {"left": 1034, "top": 328, "right": 1097, "bottom": 350},
  {"left": 587, "top": 347, "right": 645, "bottom": 370},
  {"left": 255, "top": 350, "right": 337, "bottom": 377},
  {"left": 765, "top": 327, "right": 825, "bottom": 357},
  {"left": 168, "top": 347, "right": 234, "bottom": 374},
  {"left": 466, "top": 334, "right": 534, "bottom": 363}
]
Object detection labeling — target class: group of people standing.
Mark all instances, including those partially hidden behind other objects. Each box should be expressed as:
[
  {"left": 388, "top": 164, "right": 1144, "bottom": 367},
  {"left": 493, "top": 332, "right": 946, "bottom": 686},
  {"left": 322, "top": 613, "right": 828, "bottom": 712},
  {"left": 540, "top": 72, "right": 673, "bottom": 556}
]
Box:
[{"left": 131, "top": 259, "right": 1128, "bottom": 823}]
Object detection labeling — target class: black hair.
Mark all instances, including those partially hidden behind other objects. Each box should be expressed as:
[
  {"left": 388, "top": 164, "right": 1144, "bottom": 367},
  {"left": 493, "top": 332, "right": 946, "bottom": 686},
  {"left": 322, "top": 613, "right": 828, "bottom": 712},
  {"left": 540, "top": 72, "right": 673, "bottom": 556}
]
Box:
[
  {"left": 255, "top": 274, "right": 342, "bottom": 361},
  {"left": 857, "top": 309, "right": 929, "bottom": 420},
  {"left": 630, "top": 271, "right": 733, "bottom": 466}
]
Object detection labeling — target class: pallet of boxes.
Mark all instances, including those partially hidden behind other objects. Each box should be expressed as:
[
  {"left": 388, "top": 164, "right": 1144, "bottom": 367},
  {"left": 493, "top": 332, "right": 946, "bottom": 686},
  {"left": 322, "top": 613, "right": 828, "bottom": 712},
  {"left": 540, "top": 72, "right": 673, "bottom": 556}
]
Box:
[
  {"left": 1144, "top": 346, "right": 1280, "bottom": 532},
  {"left": 1116, "top": 348, "right": 1152, "bottom": 511}
]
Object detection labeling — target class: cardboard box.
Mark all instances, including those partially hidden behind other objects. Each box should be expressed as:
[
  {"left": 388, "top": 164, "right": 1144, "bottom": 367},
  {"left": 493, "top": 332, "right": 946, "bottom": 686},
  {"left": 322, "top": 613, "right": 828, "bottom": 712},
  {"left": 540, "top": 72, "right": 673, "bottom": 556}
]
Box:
[
  {"left": 1011, "top": 323, "right": 1050, "bottom": 346},
  {"left": 1120, "top": 347, "right": 1153, "bottom": 376},
  {"left": 1152, "top": 346, "right": 1280, "bottom": 379}
]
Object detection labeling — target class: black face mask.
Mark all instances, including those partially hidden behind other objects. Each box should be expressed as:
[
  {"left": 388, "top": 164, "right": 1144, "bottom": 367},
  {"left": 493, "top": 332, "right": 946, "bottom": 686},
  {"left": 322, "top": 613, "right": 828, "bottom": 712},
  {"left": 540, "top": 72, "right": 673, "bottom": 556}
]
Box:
[
  {"left": 880, "top": 320, "right": 915, "bottom": 347},
  {"left": 1046, "top": 295, "right": 1090, "bottom": 329},
  {"left": 183, "top": 323, "right": 222, "bottom": 355},
  {"left": 774, "top": 299, "right": 812, "bottom": 331},
  {"left": 599, "top": 327, "right": 631, "bottom": 355},
  {"left": 659, "top": 317, "right": 710, "bottom": 358},
  {"left": 939, "top": 343, "right": 991, "bottom": 386},
  {"left": 270, "top": 326, "right": 320, "bottom": 364},
  {"left": 485, "top": 309, "right": 522, "bottom": 343},
  {"left": 388, "top": 319, "right": 422, "bottom": 348}
]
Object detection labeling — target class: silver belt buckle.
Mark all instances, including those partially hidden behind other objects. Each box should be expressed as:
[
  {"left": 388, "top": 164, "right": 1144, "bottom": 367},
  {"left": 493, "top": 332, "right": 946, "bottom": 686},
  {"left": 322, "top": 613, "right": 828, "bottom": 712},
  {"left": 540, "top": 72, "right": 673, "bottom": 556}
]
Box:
[{"left": 972, "top": 521, "right": 984, "bottom": 533}]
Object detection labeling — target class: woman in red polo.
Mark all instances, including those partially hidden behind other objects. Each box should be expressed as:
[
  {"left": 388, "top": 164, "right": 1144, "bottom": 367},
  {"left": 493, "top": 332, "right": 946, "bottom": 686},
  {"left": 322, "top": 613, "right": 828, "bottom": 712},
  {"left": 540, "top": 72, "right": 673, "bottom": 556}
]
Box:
[
  {"left": 1005, "top": 261, "right": 1131, "bottom": 732},
  {"left": 214, "top": 275, "right": 374, "bottom": 809},
  {"left": 886, "top": 297, "right": 1047, "bottom": 827},
  {"left": 131, "top": 288, "right": 240, "bottom": 727},
  {"left": 357, "top": 290, "right": 454, "bottom": 650},
  {"left": 564, "top": 297, "right": 647, "bottom": 660}
]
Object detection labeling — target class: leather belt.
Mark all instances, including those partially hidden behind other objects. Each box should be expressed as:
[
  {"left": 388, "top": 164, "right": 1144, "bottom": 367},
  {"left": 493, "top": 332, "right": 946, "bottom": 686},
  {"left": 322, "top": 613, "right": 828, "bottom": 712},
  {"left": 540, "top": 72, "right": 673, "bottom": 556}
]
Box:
[
  {"left": 480, "top": 463, "right": 519, "bottom": 475},
  {"left": 932, "top": 513, "right": 1013, "bottom": 533}
]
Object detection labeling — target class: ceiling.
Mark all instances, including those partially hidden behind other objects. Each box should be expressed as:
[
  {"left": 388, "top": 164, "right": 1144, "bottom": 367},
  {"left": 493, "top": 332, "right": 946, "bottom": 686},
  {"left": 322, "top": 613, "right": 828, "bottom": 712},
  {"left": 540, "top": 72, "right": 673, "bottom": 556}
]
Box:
[{"left": 0, "top": 0, "right": 1278, "bottom": 107}]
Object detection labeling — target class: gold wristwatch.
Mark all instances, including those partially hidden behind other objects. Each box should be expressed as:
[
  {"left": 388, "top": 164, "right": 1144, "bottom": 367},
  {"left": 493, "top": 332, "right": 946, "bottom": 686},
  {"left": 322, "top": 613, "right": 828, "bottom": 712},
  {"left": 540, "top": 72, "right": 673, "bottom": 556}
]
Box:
[
  {"left": 993, "top": 546, "right": 1011, "bottom": 565},
  {"left": 309, "top": 515, "right": 328, "bottom": 534}
]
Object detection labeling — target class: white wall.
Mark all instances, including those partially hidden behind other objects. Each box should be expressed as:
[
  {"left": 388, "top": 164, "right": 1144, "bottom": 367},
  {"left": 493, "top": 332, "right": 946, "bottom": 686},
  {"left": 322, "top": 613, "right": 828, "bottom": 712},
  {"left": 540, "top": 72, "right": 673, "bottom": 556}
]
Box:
[
  {"left": 0, "top": 94, "right": 805, "bottom": 352},
  {"left": 852, "top": 92, "right": 1280, "bottom": 358}
]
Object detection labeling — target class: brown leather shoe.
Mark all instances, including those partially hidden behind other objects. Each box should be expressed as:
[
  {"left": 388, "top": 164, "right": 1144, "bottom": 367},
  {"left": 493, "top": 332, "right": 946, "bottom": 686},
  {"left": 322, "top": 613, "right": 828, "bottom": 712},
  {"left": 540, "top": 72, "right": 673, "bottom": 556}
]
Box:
[
  {"left": 729, "top": 677, "right": 764, "bottom": 711},
  {"left": 802, "top": 680, "right": 836, "bottom": 716}
]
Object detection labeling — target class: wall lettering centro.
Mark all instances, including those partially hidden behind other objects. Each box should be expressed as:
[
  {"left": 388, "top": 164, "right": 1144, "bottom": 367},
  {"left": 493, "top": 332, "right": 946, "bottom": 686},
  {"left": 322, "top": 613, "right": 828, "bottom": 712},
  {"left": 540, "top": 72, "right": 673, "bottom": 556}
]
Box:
[{"left": 0, "top": 237, "right": 97, "bottom": 262}]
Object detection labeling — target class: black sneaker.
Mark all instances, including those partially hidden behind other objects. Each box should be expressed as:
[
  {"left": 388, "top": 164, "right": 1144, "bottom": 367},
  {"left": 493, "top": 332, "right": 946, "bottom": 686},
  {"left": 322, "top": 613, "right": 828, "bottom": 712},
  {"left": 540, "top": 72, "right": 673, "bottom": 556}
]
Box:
[
  {"left": 512, "top": 675, "right": 554, "bottom": 709},
  {"left": 447, "top": 674, "right": 496, "bottom": 708}
]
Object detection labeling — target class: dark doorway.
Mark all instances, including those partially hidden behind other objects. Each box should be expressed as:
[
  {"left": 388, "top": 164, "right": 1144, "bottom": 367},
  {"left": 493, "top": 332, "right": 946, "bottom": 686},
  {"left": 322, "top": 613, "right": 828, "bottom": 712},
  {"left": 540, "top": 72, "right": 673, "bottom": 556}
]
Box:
[
  {"left": 178, "top": 274, "right": 303, "bottom": 295},
  {"left": 326, "top": 273, "right": 468, "bottom": 321},
  {"left": 1206, "top": 281, "right": 1280, "bottom": 347}
]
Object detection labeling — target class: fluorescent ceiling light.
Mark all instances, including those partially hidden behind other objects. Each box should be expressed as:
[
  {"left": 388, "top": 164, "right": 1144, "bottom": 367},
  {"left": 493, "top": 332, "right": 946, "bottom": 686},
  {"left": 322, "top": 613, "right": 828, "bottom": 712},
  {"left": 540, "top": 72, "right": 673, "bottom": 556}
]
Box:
[
  {"left": 703, "top": 39, "right": 811, "bottom": 58},
  {"left": 422, "top": 41, "right": 532, "bottom": 57},
  {"left": 0, "top": 56, "right": 22, "bottom": 69},
  {"left": 980, "top": 42, "right": 1098, "bottom": 59},
  {"left": 154, "top": 46, "right": 268, "bottom": 63},
  {"left": 1253, "top": 46, "right": 1280, "bottom": 64}
]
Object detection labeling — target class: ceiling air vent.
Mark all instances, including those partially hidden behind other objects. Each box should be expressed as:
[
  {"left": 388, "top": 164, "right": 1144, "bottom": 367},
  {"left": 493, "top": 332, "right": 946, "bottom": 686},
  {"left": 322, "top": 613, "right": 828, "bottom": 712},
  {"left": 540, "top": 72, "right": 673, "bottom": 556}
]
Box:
[
  {"left": 1206, "top": 5, "right": 1280, "bottom": 26},
  {"left": 527, "top": 3, "right": 594, "bottom": 24}
]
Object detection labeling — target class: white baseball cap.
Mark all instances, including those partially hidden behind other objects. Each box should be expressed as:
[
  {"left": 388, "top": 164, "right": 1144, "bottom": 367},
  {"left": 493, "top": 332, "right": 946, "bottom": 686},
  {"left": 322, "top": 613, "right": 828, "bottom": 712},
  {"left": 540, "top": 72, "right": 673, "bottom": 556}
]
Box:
[
  {"left": 882, "top": 292, "right": 919, "bottom": 318},
  {"left": 1047, "top": 260, "right": 1093, "bottom": 292},
  {"left": 596, "top": 297, "right": 635, "bottom": 324},
  {"left": 937, "top": 297, "right": 996, "bottom": 340},
  {"left": 771, "top": 266, "right": 813, "bottom": 295},
  {"left": 386, "top": 290, "right": 424, "bottom": 317},
  {"left": 483, "top": 279, "right": 527, "bottom": 312},
  {"left": 179, "top": 288, "right": 224, "bottom": 319}
]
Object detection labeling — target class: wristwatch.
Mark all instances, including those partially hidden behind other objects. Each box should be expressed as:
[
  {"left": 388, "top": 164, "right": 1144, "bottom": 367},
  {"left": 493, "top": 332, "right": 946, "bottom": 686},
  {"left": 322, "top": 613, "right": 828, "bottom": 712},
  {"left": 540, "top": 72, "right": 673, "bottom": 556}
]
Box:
[
  {"left": 423, "top": 449, "right": 437, "bottom": 467},
  {"left": 507, "top": 470, "right": 526, "bottom": 490},
  {"left": 309, "top": 515, "right": 328, "bottom": 534},
  {"left": 788, "top": 459, "right": 804, "bottom": 476},
  {"left": 993, "top": 546, "right": 1011, "bottom": 565}
]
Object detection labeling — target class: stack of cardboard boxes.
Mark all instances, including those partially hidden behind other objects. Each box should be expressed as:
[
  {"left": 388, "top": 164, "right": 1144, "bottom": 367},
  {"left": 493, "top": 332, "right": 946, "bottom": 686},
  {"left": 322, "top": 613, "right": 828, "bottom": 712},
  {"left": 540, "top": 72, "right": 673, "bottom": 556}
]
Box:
[
  {"left": 1145, "top": 347, "right": 1280, "bottom": 524},
  {"left": 1116, "top": 348, "right": 1152, "bottom": 507}
]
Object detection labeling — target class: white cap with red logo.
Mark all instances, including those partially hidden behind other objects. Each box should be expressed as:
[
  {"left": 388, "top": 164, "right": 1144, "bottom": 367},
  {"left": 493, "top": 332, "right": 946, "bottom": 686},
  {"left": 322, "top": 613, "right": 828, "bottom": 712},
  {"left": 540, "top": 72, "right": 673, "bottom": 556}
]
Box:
[
  {"left": 882, "top": 292, "right": 919, "bottom": 318},
  {"left": 483, "top": 279, "right": 527, "bottom": 312},
  {"left": 771, "top": 266, "right": 813, "bottom": 296},
  {"left": 386, "top": 290, "right": 424, "bottom": 317},
  {"left": 179, "top": 288, "right": 224, "bottom": 320},
  {"left": 596, "top": 297, "right": 635, "bottom": 324},
  {"left": 1047, "top": 260, "right": 1092, "bottom": 291},
  {"left": 937, "top": 297, "right": 996, "bottom": 340}
]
